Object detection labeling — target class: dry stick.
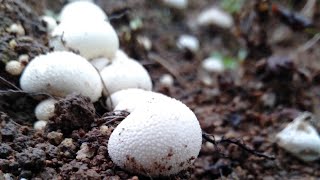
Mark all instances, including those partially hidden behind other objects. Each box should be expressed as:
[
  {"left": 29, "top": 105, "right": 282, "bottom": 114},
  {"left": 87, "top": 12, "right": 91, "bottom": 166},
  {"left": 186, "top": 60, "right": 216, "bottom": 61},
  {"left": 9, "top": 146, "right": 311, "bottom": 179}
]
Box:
[
  {"left": 202, "top": 133, "right": 276, "bottom": 160},
  {"left": 0, "top": 76, "right": 20, "bottom": 90},
  {"left": 148, "top": 52, "right": 187, "bottom": 88},
  {"left": 296, "top": 33, "right": 320, "bottom": 54}
]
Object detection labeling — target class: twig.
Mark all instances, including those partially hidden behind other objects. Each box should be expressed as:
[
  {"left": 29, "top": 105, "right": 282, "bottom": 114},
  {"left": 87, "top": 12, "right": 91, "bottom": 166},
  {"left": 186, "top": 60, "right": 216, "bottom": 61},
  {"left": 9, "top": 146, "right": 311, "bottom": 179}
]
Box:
[
  {"left": 202, "top": 132, "right": 275, "bottom": 160},
  {"left": 0, "top": 76, "right": 20, "bottom": 90},
  {"left": 148, "top": 52, "right": 187, "bottom": 88},
  {"left": 296, "top": 33, "right": 320, "bottom": 53},
  {"left": 108, "top": 8, "right": 131, "bottom": 21}
]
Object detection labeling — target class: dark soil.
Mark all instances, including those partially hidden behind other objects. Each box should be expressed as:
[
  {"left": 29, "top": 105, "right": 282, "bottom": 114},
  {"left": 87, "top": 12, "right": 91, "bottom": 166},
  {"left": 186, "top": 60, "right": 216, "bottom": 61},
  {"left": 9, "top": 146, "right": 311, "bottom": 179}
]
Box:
[{"left": 1, "top": 0, "right": 320, "bottom": 179}]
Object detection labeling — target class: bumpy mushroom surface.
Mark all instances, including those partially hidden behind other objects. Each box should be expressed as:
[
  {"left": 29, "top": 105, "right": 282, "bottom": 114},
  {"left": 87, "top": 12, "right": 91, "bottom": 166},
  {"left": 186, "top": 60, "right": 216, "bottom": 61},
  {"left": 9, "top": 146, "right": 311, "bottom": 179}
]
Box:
[
  {"left": 107, "top": 89, "right": 202, "bottom": 176},
  {"left": 20, "top": 51, "right": 103, "bottom": 102},
  {"left": 50, "top": 20, "right": 119, "bottom": 60},
  {"left": 100, "top": 58, "right": 152, "bottom": 95},
  {"left": 107, "top": 88, "right": 162, "bottom": 112},
  {"left": 59, "top": 1, "right": 107, "bottom": 23}
]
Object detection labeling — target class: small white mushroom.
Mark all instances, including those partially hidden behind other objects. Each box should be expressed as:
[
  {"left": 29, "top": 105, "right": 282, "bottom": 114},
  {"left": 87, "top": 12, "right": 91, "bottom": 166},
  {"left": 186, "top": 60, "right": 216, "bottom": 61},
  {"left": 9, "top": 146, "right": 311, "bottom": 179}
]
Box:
[
  {"left": 159, "top": 74, "right": 174, "bottom": 87},
  {"left": 100, "top": 58, "right": 152, "bottom": 95},
  {"left": 6, "top": 23, "right": 25, "bottom": 35},
  {"left": 59, "top": 1, "right": 107, "bottom": 23},
  {"left": 33, "top": 120, "right": 48, "bottom": 130},
  {"left": 20, "top": 51, "right": 103, "bottom": 102},
  {"left": 5, "top": 60, "right": 25, "bottom": 76},
  {"left": 107, "top": 88, "right": 164, "bottom": 112},
  {"left": 162, "top": 0, "right": 188, "bottom": 9},
  {"left": 112, "top": 49, "right": 129, "bottom": 62},
  {"left": 176, "top": 34, "right": 199, "bottom": 53},
  {"left": 276, "top": 112, "right": 320, "bottom": 162},
  {"left": 40, "top": 16, "right": 57, "bottom": 33},
  {"left": 35, "top": 98, "right": 57, "bottom": 121},
  {"left": 201, "top": 57, "right": 225, "bottom": 73},
  {"left": 107, "top": 89, "right": 202, "bottom": 176},
  {"left": 197, "top": 7, "right": 234, "bottom": 29},
  {"left": 50, "top": 20, "right": 119, "bottom": 60},
  {"left": 90, "top": 57, "right": 111, "bottom": 71}
]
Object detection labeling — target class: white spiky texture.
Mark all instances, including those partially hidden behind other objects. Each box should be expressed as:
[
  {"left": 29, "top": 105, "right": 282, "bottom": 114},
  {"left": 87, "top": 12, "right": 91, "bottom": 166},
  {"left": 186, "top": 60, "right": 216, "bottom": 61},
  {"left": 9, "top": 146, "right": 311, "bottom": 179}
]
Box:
[{"left": 107, "top": 89, "right": 202, "bottom": 176}]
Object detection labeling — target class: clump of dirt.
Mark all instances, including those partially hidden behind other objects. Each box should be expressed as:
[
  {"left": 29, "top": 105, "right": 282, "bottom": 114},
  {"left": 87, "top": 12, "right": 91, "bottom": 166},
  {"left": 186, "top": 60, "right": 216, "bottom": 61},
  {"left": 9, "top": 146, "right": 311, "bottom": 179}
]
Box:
[{"left": 46, "top": 94, "right": 96, "bottom": 136}]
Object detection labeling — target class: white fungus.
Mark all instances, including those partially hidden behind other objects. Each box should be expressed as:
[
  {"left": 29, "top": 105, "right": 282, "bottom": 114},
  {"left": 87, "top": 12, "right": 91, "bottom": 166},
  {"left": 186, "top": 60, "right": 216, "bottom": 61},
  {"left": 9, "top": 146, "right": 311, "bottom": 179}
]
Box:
[
  {"left": 177, "top": 34, "right": 199, "bottom": 53},
  {"left": 50, "top": 20, "right": 119, "bottom": 60},
  {"left": 90, "top": 57, "right": 111, "bottom": 71},
  {"left": 20, "top": 51, "right": 103, "bottom": 102},
  {"left": 107, "top": 89, "right": 202, "bottom": 176},
  {"left": 6, "top": 23, "right": 25, "bottom": 35},
  {"left": 107, "top": 88, "right": 164, "bottom": 112},
  {"left": 35, "top": 98, "right": 57, "bottom": 121},
  {"left": 59, "top": 1, "right": 107, "bottom": 23},
  {"left": 5, "top": 60, "right": 25, "bottom": 76},
  {"left": 40, "top": 16, "right": 57, "bottom": 33},
  {"left": 33, "top": 120, "right": 48, "bottom": 131},
  {"left": 162, "top": 0, "right": 188, "bottom": 9},
  {"left": 159, "top": 74, "right": 174, "bottom": 86},
  {"left": 201, "top": 57, "right": 225, "bottom": 73},
  {"left": 197, "top": 7, "right": 234, "bottom": 29},
  {"left": 100, "top": 58, "right": 152, "bottom": 95},
  {"left": 276, "top": 112, "right": 320, "bottom": 162}
]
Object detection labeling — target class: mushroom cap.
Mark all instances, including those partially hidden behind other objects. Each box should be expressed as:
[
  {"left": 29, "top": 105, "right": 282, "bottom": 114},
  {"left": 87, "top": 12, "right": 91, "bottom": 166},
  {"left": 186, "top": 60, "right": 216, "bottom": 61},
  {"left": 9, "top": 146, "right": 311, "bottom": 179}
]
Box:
[
  {"left": 33, "top": 120, "right": 48, "bottom": 130},
  {"left": 90, "top": 57, "right": 111, "bottom": 71},
  {"left": 107, "top": 91, "right": 202, "bottom": 176},
  {"left": 20, "top": 51, "right": 103, "bottom": 102},
  {"left": 100, "top": 58, "right": 152, "bottom": 95},
  {"left": 35, "top": 98, "right": 57, "bottom": 121},
  {"left": 106, "top": 88, "right": 164, "bottom": 112},
  {"left": 50, "top": 20, "right": 119, "bottom": 60},
  {"left": 59, "top": 1, "right": 107, "bottom": 23},
  {"left": 276, "top": 113, "right": 320, "bottom": 161},
  {"left": 5, "top": 60, "right": 24, "bottom": 76}
]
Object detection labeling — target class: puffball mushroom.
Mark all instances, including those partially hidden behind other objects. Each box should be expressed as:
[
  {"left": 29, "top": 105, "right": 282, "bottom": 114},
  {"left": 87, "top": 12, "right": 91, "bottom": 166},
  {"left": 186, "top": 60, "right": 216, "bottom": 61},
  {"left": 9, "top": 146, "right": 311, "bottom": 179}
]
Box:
[
  {"left": 100, "top": 58, "right": 152, "bottom": 95},
  {"left": 276, "top": 112, "right": 320, "bottom": 162},
  {"left": 107, "top": 88, "right": 164, "bottom": 112},
  {"left": 59, "top": 1, "right": 107, "bottom": 23},
  {"left": 107, "top": 89, "right": 202, "bottom": 176},
  {"left": 20, "top": 51, "right": 103, "bottom": 102},
  {"left": 50, "top": 20, "right": 119, "bottom": 60},
  {"left": 35, "top": 98, "right": 57, "bottom": 121}
]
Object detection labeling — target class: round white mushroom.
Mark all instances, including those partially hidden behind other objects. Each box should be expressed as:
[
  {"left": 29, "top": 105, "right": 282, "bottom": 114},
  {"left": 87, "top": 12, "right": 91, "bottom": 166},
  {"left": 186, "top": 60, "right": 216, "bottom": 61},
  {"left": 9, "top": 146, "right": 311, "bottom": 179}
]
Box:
[
  {"left": 106, "top": 88, "right": 164, "bottom": 112},
  {"left": 40, "top": 16, "right": 57, "bottom": 33},
  {"left": 59, "top": 1, "right": 107, "bottom": 23},
  {"left": 35, "top": 98, "right": 57, "bottom": 121},
  {"left": 33, "top": 120, "right": 48, "bottom": 131},
  {"left": 107, "top": 89, "right": 202, "bottom": 176},
  {"left": 5, "top": 60, "right": 25, "bottom": 76},
  {"left": 197, "top": 7, "right": 234, "bottom": 29},
  {"left": 20, "top": 51, "right": 103, "bottom": 102},
  {"left": 50, "top": 20, "right": 119, "bottom": 60},
  {"left": 100, "top": 58, "right": 152, "bottom": 95},
  {"left": 90, "top": 57, "right": 111, "bottom": 71}
]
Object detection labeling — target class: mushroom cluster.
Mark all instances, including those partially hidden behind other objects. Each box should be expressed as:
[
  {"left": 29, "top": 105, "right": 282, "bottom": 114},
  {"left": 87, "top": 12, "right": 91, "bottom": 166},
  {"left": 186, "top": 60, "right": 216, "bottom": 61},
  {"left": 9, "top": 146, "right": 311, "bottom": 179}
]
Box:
[{"left": 14, "top": 1, "right": 202, "bottom": 177}]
